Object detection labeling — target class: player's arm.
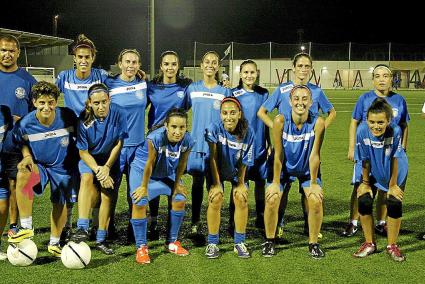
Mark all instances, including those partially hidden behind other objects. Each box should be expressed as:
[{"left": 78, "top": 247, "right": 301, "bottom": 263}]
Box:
[
  {"left": 79, "top": 149, "right": 100, "bottom": 173},
  {"left": 324, "top": 108, "right": 336, "bottom": 129},
  {"left": 388, "top": 157, "right": 403, "bottom": 201},
  {"left": 257, "top": 106, "right": 274, "bottom": 129},
  {"left": 357, "top": 160, "right": 372, "bottom": 198},
  {"left": 265, "top": 115, "right": 284, "bottom": 201},
  {"left": 399, "top": 122, "right": 408, "bottom": 151},
  {"left": 208, "top": 141, "right": 224, "bottom": 203},
  {"left": 309, "top": 117, "right": 325, "bottom": 200},
  {"left": 173, "top": 147, "right": 192, "bottom": 198},
  {"left": 18, "top": 145, "right": 35, "bottom": 172},
  {"left": 347, "top": 118, "right": 359, "bottom": 161}
]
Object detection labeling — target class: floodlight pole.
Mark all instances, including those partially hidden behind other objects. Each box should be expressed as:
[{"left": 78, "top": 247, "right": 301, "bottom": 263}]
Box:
[
  {"left": 149, "top": 0, "right": 155, "bottom": 79},
  {"left": 53, "top": 15, "right": 59, "bottom": 37}
]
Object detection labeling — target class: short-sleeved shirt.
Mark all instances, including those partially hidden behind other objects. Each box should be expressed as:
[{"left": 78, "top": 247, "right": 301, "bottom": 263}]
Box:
[
  {"left": 205, "top": 122, "right": 254, "bottom": 182},
  {"left": 105, "top": 76, "right": 148, "bottom": 147},
  {"left": 147, "top": 82, "right": 188, "bottom": 129},
  {"left": 13, "top": 107, "right": 78, "bottom": 169},
  {"left": 132, "top": 126, "right": 194, "bottom": 180},
  {"left": 185, "top": 80, "right": 231, "bottom": 154},
  {"left": 262, "top": 81, "right": 333, "bottom": 115},
  {"left": 56, "top": 68, "right": 108, "bottom": 117},
  {"left": 77, "top": 103, "right": 128, "bottom": 161}
]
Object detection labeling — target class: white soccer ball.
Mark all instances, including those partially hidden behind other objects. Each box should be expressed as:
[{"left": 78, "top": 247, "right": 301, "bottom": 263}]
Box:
[
  {"left": 7, "top": 239, "right": 38, "bottom": 266},
  {"left": 61, "top": 241, "right": 91, "bottom": 269}
]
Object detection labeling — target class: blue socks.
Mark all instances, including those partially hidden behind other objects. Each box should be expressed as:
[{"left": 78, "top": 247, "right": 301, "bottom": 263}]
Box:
[
  {"left": 234, "top": 232, "right": 246, "bottom": 244},
  {"left": 77, "top": 218, "right": 90, "bottom": 231},
  {"left": 168, "top": 210, "right": 185, "bottom": 243},
  {"left": 208, "top": 233, "right": 219, "bottom": 245},
  {"left": 131, "top": 218, "right": 148, "bottom": 248}
]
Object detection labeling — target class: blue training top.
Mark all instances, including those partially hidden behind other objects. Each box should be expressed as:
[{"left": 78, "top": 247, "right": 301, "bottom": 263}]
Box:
[
  {"left": 77, "top": 103, "right": 128, "bottom": 160},
  {"left": 105, "top": 76, "right": 148, "bottom": 147},
  {"left": 132, "top": 126, "right": 194, "bottom": 180},
  {"left": 185, "top": 80, "right": 231, "bottom": 154},
  {"left": 56, "top": 68, "right": 108, "bottom": 117},
  {"left": 355, "top": 122, "right": 408, "bottom": 191},
  {"left": 13, "top": 107, "right": 79, "bottom": 169},
  {"left": 205, "top": 121, "right": 255, "bottom": 182},
  {"left": 262, "top": 81, "right": 333, "bottom": 115}
]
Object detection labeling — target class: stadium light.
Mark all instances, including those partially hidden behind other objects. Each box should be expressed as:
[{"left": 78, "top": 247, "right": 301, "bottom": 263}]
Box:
[
  {"left": 53, "top": 14, "right": 59, "bottom": 37},
  {"left": 300, "top": 45, "right": 305, "bottom": 51}
]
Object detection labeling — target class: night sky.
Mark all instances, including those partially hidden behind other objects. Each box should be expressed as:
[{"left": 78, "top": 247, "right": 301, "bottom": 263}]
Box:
[{"left": 1, "top": 0, "right": 423, "bottom": 70}]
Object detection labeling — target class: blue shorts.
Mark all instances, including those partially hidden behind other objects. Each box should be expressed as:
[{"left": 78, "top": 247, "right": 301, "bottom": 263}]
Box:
[
  {"left": 78, "top": 159, "right": 121, "bottom": 191},
  {"left": 119, "top": 145, "right": 138, "bottom": 175},
  {"left": 0, "top": 174, "right": 9, "bottom": 200},
  {"left": 129, "top": 163, "right": 185, "bottom": 206},
  {"left": 187, "top": 152, "right": 207, "bottom": 175},
  {"left": 246, "top": 151, "right": 268, "bottom": 181},
  {"left": 35, "top": 164, "right": 79, "bottom": 204}
]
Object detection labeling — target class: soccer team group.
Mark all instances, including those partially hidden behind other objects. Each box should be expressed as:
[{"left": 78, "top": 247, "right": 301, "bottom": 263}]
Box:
[{"left": 0, "top": 32, "right": 416, "bottom": 265}]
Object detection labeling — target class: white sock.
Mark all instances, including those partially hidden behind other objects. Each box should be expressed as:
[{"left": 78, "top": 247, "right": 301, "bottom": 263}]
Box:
[
  {"left": 49, "top": 236, "right": 60, "bottom": 245},
  {"left": 351, "top": 220, "right": 358, "bottom": 227},
  {"left": 20, "top": 217, "right": 33, "bottom": 229}
]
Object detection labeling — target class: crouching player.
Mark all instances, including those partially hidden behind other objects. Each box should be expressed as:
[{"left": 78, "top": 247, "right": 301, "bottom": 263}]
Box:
[
  {"left": 72, "top": 83, "right": 127, "bottom": 255},
  {"left": 129, "top": 108, "right": 194, "bottom": 264},
  {"left": 8, "top": 81, "right": 79, "bottom": 258},
  {"left": 353, "top": 98, "right": 408, "bottom": 262},
  {"left": 263, "top": 85, "right": 326, "bottom": 259},
  {"left": 204, "top": 97, "right": 255, "bottom": 259}
]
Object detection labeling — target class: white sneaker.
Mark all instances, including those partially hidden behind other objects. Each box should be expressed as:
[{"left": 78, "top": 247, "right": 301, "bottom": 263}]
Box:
[{"left": 0, "top": 251, "right": 7, "bottom": 261}]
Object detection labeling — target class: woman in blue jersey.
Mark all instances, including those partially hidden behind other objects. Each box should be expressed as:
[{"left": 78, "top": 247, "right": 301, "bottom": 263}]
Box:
[
  {"left": 229, "top": 59, "right": 269, "bottom": 231},
  {"left": 342, "top": 64, "right": 410, "bottom": 238},
  {"left": 146, "top": 50, "right": 192, "bottom": 240},
  {"left": 104, "top": 49, "right": 147, "bottom": 238},
  {"left": 186, "top": 51, "right": 231, "bottom": 239},
  {"left": 204, "top": 97, "right": 255, "bottom": 259},
  {"left": 72, "top": 83, "right": 128, "bottom": 255},
  {"left": 258, "top": 52, "right": 335, "bottom": 238},
  {"left": 263, "top": 85, "right": 326, "bottom": 259},
  {"left": 129, "top": 108, "right": 194, "bottom": 264},
  {"left": 352, "top": 98, "right": 407, "bottom": 262}
]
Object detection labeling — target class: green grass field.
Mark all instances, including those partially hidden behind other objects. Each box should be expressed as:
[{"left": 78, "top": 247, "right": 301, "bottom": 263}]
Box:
[{"left": 1, "top": 89, "right": 425, "bottom": 283}]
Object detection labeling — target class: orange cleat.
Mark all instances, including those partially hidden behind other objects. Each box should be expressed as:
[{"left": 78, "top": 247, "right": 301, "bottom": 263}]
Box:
[
  {"left": 136, "top": 245, "right": 150, "bottom": 264},
  {"left": 168, "top": 240, "right": 189, "bottom": 256}
]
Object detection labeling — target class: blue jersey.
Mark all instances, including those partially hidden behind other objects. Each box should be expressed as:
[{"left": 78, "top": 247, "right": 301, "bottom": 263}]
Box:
[
  {"left": 0, "top": 68, "right": 37, "bottom": 152},
  {"left": 105, "top": 76, "right": 148, "bottom": 147},
  {"left": 56, "top": 68, "right": 108, "bottom": 117},
  {"left": 205, "top": 122, "right": 254, "bottom": 182},
  {"left": 147, "top": 82, "right": 188, "bottom": 129},
  {"left": 232, "top": 86, "right": 268, "bottom": 158},
  {"left": 355, "top": 122, "right": 408, "bottom": 191},
  {"left": 262, "top": 81, "right": 333, "bottom": 116},
  {"left": 186, "top": 80, "right": 231, "bottom": 154},
  {"left": 282, "top": 112, "right": 318, "bottom": 177},
  {"left": 77, "top": 103, "right": 128, "bottom": 160},
  {"left": 13, "top": 107, "right": 78, "bottom": 168},
  {"left": 132, "top": 127, "right": 194, "bottom": 180},
  {"left": 352, "top": 90, "right": 410, "bottom": 126}
]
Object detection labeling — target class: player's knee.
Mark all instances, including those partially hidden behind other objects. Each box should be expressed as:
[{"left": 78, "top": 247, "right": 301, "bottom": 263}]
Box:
[
  {"left": 387, "top": 196, "right": 402, "bottom": 219},
  {"left": 172, "top": 200, "right": 185, "bottom": 211},
  {"left": 358, "top": 193, "right": 373, "bottom": 216},
  {"left": 233, "top": 193, "right": 247, "bottom": 209},
  {"left": 208, "top": 192, "right": 223, "bottom": 208},
  {"left": 80, "top": 174, "right": 93, "bottom": 187},
  {"left": 266, "top": 194, "right": 279, "bottom": 209}
]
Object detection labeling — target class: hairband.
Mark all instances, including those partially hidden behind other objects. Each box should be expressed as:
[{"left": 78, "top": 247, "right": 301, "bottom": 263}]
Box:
[
  {"left": 221, "top": 97, "right": 242, "bottom": 110},
  {"left": 373, "top": 65, "right": 392, "bottom": 75}
]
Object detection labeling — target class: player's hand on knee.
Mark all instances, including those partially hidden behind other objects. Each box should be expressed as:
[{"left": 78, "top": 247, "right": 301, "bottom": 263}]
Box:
[
  {"left": 18, "top": 155, "right": 34, "bottom": 172},
  {"left": 100, "top": 176, "right": 114, "bottom": 189},
  {"left": 173, "top": 182, "right": 188, "bottom": 199},
  {"left": 233, "top": 184, "right": 248, "bottom": 203},
  {"left": 389, "top": 184, "right": 404, "bottom": 201},
  {"left": 308, "top": 183, "right": 323, "bottom": 201},
  {"left": 265, "top": 183, "right": 280, "bottom": 202},
  {"left": 208, "top": 184, "right": 223, "bottom": 203},
  {"left": 357, "top": 183, "right": 372, "bottom": 198},
  {"left": 132, "top": 186, "right": 148, "bottom": 203},
  {"left": 96, "top": 165, "right": 110, "bottom": 182}
]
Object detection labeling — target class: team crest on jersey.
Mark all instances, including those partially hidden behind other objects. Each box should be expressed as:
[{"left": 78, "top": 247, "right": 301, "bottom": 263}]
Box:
[
  {"left": 392, "top": 108, "right": 398, "bottom": 118},
  {"left": 60, "top": 136, "right": 69, "bottom": 147},
  {"left": 135, "top": 90, "right": 145, "bottom": 100},
  {"left": 213, "top": 100, "right": 221, "bottom": 110},
  {"left": 176, "top": 91, "right": 184, "bottom": 98},
  {"left": 15, "top": 87, "right": 26, "bottom": 99}
]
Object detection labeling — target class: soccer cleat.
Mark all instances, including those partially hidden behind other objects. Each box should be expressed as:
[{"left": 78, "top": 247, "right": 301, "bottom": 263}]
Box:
[
  {"left": 353, "top": 242, "right": 376, "bottom": 258},
  {"left": 70, "top": 228, "right": 89, "bottom": 243},
  {"left": 8, "top": 227, "right": 34, "bottom": 243},
  {"left": 7, "top": 224, "right": 18, "bottom": 237},
  {"left": 48, "top": 243, "right": 62, "bottom": 258},
  {"left": 205, "top": 244, "right": 220, "bottom": 259},
  {"left": 168, "top": 240, "right": 189, "bottom": 256},
  {"left": 95, "top": 241, "right": 114, "bottom": 255},
  {"left": 309, "top": 243, "right": 325, "bottom": 259},
  {"left": 341, "top": 223, "right": 358, "bottom": 237},
  {"left": 136, "top": 245, "right": 150, "bottom": 264},
  {"left": 386, "top": 244, "right": 406, "bottom": 262},
  {"left": 0, "top": 251, "right": 7, "bottom": 261},
  {"left": 262, "top": 241, "right": 276, "bottom": 257},
  {"left": 60, "top": 226, "right": 72, "bottom": 244},
  {"left": 234, "top": 243, "right": 251, "bottom": 258},
  {"left": 375, "top": 223, "right": 387, "bottom": 236}
]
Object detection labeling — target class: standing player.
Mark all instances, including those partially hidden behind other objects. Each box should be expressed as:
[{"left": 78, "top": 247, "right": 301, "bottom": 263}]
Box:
[
  {"left": 342, "top": 64, "right": 409, "bottom": 237},
  {"left": 257, "top": 52, "right": 335, "bottom": 238},
  {"left": 105, "top": 49, "right": 147, "bottom": 238},
  {"left": 0, "top": 34, "right": 37, "bottom": 237},
  {"left": 72, "top": 84, "right": 127, "bottom": 255},
  {"left": 129, "top": 108, "right": 194, "bottom": 264},
  {"left": 56, "top": 34, "right": 108, "bottom": 238},
  {"left": 230, "top": 59, "right": 269, "bottom": 231},
  {"left": 147, "top": 50, "right": 192, "bottom": 240},
  {"left": 8, "top": 81, "right": 79, "bottom": 258},
  {"left": 353, "top": 98, "right": 407, "bottom": 262},
  {"left": 204, "top": 97, "right": 255, "bottom": 259},
  {"left": 263, "top": 85, "right": 326, "bottom": 259},
  {"left": 186, "top": 51, "right": 231, "bottom": 239},
  {"left": 0, "top": 105, "right": 12, "bottom": 260}
]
